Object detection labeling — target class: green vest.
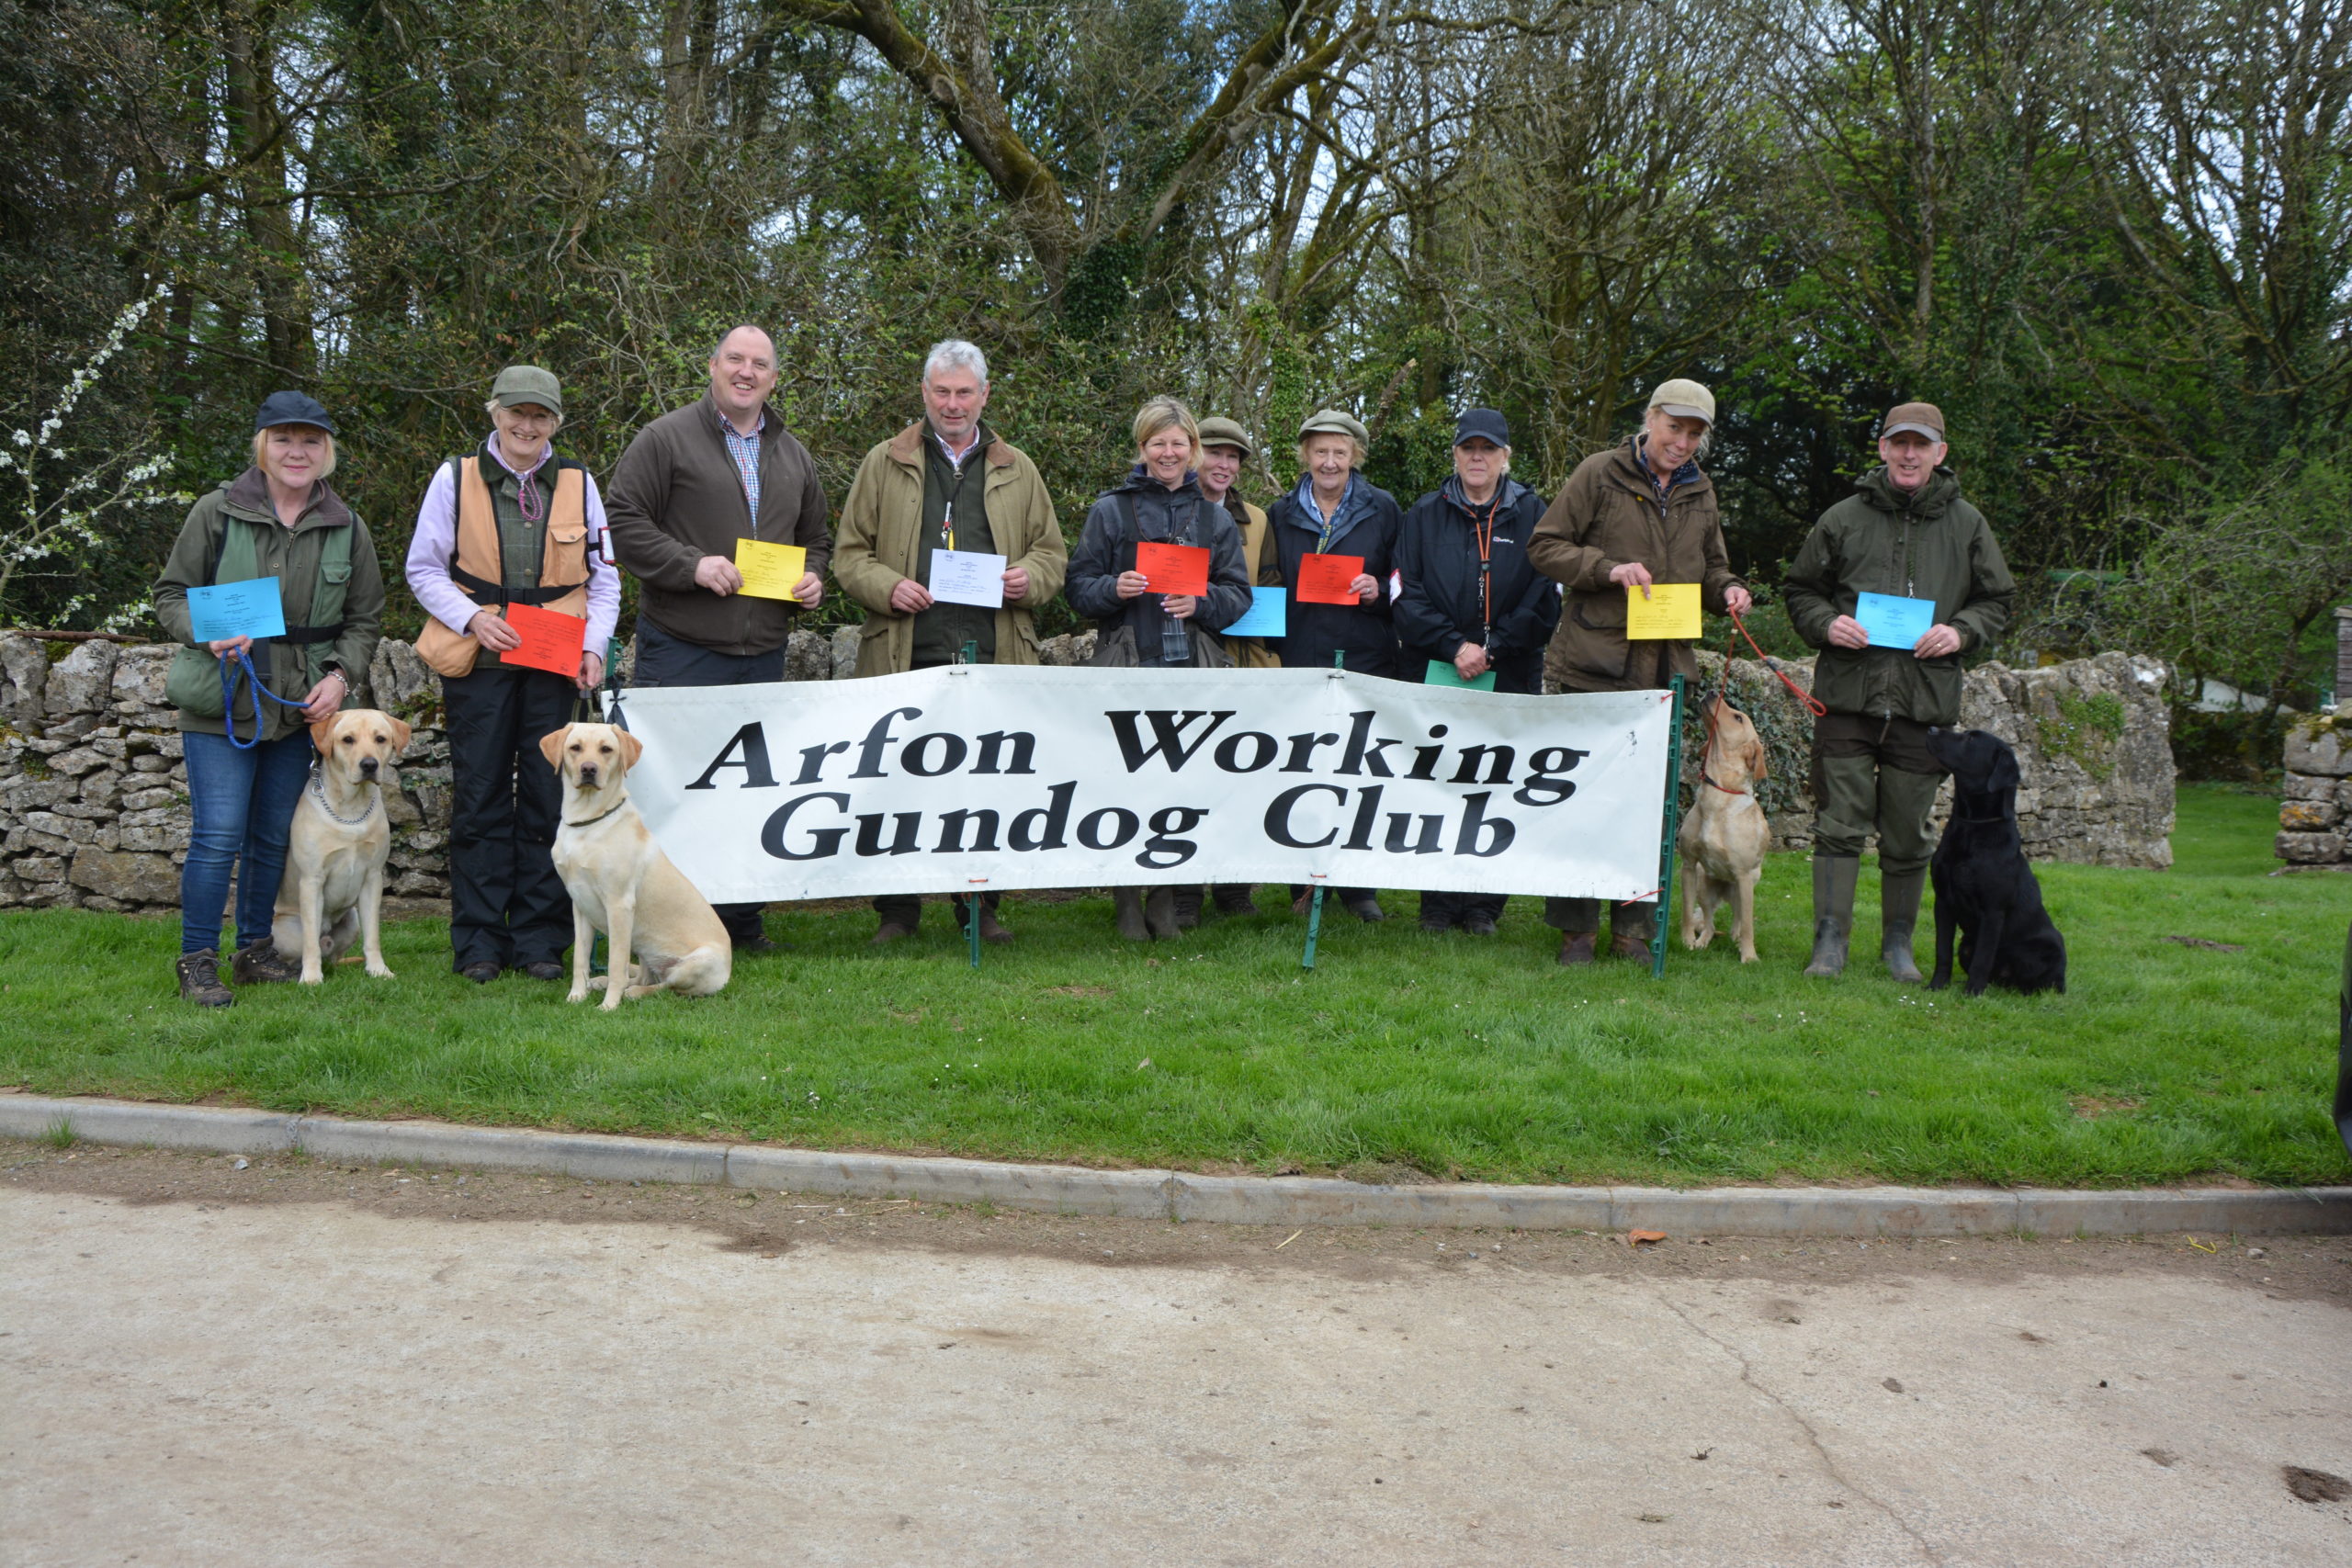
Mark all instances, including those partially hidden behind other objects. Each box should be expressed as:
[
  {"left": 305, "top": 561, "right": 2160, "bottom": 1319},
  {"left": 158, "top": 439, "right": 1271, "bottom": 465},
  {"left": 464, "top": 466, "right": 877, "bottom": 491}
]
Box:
[{"left": 164, "top": 508, "right": 354, "bottom": 719}]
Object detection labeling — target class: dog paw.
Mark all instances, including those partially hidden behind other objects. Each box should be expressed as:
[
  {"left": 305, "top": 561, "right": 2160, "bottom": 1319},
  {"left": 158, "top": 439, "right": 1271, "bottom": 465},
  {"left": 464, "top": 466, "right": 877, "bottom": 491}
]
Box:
[
  {"left": 300, "top": 972, "right": 325, "bottom": 986},
  {"left": 366, "top": 964, "right": 394, "bottom": 979},
  {"left": 564, "top": 989, "right": 589, "bottom": 1005}
]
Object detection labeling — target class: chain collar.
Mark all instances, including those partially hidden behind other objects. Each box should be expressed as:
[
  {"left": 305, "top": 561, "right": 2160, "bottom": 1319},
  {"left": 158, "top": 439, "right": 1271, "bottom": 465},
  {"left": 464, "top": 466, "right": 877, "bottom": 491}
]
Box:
[{"left": 309, "top": 765, "right": 378, "bottom": 826}]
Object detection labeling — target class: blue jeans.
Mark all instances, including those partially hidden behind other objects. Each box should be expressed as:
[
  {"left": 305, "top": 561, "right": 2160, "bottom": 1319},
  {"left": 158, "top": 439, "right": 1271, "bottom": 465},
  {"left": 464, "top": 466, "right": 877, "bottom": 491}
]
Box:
[{"left": 180, "top": 729, "right": 313, "bottom": 955}]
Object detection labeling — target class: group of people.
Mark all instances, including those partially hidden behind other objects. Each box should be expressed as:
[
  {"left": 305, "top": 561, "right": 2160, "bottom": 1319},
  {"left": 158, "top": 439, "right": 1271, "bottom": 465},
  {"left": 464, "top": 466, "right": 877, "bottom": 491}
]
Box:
[{"left": 152, "top": 326, "right": 2013, "bottom": 1008}]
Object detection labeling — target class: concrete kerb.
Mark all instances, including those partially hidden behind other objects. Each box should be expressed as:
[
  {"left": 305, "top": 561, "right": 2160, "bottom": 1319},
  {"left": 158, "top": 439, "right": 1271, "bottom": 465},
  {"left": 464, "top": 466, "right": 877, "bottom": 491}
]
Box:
[{"left": 6, "top": 1095, "right": 2350, "bottom": 1236}]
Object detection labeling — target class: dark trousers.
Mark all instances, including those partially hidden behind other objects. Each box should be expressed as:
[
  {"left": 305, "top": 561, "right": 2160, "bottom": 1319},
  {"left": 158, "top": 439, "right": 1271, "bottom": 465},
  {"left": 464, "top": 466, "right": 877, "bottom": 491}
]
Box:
[
  {"left": 630, "top": 619, "right": 786, "bottom": 944},
  {"left": 1544, "top": 665, "right": 1661, "bottom": 936},
  {"left": 1408, "top": 647, "right": 1539, "bottom": 927},
  {"left": 444, "top": 663, "right": 577, "bottom": 969},
  {"left": 1810, "top": 712, "right": 1947, "bottom": 877}
]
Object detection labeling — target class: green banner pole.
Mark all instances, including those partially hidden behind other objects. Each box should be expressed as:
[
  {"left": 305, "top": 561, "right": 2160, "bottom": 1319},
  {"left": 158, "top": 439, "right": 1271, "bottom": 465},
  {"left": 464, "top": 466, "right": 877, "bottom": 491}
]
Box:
[
  {"left": 1302, "top": 648, "right": 1346, "bottom": 971},
  {"left": 1652, "top": 673, "right": 1688, "bottom": 980}
]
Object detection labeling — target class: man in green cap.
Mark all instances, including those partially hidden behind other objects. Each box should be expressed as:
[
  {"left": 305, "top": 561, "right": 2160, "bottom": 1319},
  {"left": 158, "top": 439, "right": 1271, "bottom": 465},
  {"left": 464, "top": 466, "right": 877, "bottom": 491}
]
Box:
[{"left": 1782, "top": 401, "right": 2015, "bottom": 980}]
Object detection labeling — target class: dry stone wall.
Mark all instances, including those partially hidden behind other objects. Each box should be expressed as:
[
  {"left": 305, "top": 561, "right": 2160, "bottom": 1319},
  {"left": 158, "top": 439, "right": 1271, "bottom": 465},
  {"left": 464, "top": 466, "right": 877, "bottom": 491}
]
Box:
[
  {"left": 0, "top": 629, "right": 2166, "bottom": 917},
  {"left": 2272, "top": 609, "right": 2351, "bottom": 871}
]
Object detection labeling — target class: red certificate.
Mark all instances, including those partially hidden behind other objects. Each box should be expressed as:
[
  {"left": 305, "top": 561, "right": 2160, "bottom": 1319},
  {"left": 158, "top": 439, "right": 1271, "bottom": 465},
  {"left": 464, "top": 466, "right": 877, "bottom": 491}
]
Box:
[
  {"left": 1295, "top": 552, "right": 1366, "bottom": 605},
  {"left": 501, "top": 603, "right": 588, "bottom": 678},
  {"left": 1135, "top": 541, "right": 1211, "bottom": 597}
]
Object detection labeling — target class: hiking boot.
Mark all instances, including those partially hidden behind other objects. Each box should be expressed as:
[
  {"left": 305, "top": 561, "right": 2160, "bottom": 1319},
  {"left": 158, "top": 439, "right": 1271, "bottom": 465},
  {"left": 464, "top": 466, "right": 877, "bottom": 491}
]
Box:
[
  {"left": 870, "top": 921, "right": 917, "bottom": 946},
  {"left": 1804, "top": 854, "right": 1860, "bottom": 978},
  {"left": 517, "top": 961, "right": 567, "bottom": 981},
  {"left": 1341, "top": 891, "right": 1386, "bottom": 923},
  {"left": 1212, "top": 885, "right": 1259, "bottom": 917},
  {"left": 732, "top": 931, "right": 781, "bottom": 955},
  {"left": 1462, "top": 914, "right": 1498, "bottom": 937},
  {"left": 1114, "top": 887, "right": 1151, "bottom": 941},
  {"left": 231, "top": 942, "right": 297, "bottom": 985},
  {"left": 956, "top": 902, "right": 1014, "bottom": 945},
  {"left": 175, "top": 951, "right": 235, "bottom": 1008},
  {"left": 1880, "top": 868, "right": 1927, "bottom": 984},
  {"left": 1555, "top": 931, "right": 1597, "bottom": 966},
  {"left": 459, "top": 960, "right": 503, "bottom": 984},
  {"left": 1609, "top": 924, "right": 1652, "bottom": 960},
  {"left": 1170, "top": 886, "right": 1203, "bottom": 930},
  {"left": 1419, "top": 916, "right": 1455, "bottom": 934}
]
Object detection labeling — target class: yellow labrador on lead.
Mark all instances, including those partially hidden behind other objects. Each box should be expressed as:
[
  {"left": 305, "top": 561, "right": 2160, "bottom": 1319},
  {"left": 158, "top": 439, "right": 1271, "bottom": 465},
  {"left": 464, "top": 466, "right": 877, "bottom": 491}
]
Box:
[
  {"left": 1679, "top": 694, "right": 1772, "bottom": 962},
  {"left": 541, "top": 722, "right": 731, "bottom": 1009},
  {"left": 271, "top": 708, "right": 411, "bottom": 983}
]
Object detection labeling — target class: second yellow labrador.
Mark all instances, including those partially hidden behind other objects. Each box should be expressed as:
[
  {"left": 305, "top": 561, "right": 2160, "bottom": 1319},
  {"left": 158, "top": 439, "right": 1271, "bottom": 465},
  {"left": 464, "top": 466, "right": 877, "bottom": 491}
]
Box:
[
  {"left": 271, "top": 708, "right": 412, "bottom": 983},
  {"left": 541, "top": 722, "right": 731, "bottom": 1010},
  {"left": 1679, "top": 695, "right": 1772, "bottom": 963}
]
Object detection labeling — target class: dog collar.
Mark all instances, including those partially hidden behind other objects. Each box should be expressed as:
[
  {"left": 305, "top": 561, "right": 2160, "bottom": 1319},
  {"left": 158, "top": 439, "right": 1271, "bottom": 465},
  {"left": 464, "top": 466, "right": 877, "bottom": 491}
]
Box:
[
  {"left": 566, "top": 793, "right": 628, "bottom": 829},
  {"left": 308, "top": 766, "right": 378, "bottom": 826},
  {"left": 1697, "top": 768, "right": 1749, "bottom": 796}
]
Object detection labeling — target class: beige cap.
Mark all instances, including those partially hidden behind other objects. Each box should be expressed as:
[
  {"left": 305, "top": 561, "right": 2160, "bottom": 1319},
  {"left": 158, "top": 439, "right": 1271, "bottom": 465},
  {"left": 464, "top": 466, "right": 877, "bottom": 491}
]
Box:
[
  {"left": 1196, "top": 416, "right": 1254, "bottom": 456},
  {"left": 1646, "top": 378, "right": 1715, "bottom": 425},
  {"left": 1298, "top": 409, "right": 1370, "bottom": 447},
  {"left": 1881, "top": 401, "right": 1946, "bottom": 442}
]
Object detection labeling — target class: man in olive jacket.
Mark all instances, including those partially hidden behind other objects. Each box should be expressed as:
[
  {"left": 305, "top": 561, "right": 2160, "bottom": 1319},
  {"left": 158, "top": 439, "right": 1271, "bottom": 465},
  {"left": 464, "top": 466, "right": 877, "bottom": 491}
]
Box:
[
  {"left": 1528, "top": 378, "right": 1751, "bottom": 964},
  {"left": 1781, "top": 401, "right": 2015, "bottom": 981},
  {"left": 831, "top": 339, "right": 1067, "bottom": 945},
  {"left": 604, "top": 323, "right": 831, "bottom": 953}
]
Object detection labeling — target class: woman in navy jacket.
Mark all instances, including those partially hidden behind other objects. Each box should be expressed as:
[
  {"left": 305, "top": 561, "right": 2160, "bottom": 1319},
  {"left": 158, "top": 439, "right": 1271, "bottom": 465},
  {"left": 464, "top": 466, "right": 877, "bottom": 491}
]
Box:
[{"left": 1393, "top": 408, "right": 1561, "bottom": 933}]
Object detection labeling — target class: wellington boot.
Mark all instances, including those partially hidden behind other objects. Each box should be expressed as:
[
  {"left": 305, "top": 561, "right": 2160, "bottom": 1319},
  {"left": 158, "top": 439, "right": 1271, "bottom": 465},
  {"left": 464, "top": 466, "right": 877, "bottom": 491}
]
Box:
[
  {"left": 175, "top": 950, "right": 235, "bottom": 1009},
  {"left": 1879, "top": 868, "right": 1927, "bottom": 984},
  {"left": 1144, "top": 886, "right": 1182, "bottom": 940},
  {"left": 1170, "top": 886, "right": 1203, "bottom": 930},
  {"left": 1804, "top": 854, "right": 1860, "bottom": 977},
  {"left": 1114, "top": 887, "right": 1151, "bottom": 941}
]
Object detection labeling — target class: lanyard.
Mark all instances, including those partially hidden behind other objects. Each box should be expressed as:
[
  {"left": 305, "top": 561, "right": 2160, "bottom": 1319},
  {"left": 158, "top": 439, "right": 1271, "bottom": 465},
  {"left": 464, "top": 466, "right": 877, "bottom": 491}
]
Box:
[{"left": 1467, "top": 492, "right": 1500, "bottom": 642}]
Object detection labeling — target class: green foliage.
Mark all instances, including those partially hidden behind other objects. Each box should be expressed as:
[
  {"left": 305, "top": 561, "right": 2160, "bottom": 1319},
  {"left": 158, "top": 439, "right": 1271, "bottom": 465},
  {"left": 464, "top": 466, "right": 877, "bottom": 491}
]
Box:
[{"left": 2036, "top": 692, "right": 2128, "bottom": 780}]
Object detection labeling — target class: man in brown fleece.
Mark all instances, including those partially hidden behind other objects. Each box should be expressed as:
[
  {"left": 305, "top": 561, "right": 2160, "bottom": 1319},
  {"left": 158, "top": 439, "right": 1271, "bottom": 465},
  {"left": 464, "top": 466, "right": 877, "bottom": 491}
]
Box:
[{"left": 604, "top": 323, "right": 832, "bottom": 953}]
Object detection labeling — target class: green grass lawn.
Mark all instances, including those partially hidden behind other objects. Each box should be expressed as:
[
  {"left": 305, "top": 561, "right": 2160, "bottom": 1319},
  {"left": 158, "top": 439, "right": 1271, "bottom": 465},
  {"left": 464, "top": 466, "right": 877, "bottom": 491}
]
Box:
[{"left": 4, "top": 783, "right": 2346, "bottom": 1189}]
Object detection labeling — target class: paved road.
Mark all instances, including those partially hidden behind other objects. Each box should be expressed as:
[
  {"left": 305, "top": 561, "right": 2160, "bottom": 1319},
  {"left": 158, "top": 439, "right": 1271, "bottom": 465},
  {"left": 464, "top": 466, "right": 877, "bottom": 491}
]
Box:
[{"left": 5, "top": 1145, "right": 2350, "bottom": 1566}]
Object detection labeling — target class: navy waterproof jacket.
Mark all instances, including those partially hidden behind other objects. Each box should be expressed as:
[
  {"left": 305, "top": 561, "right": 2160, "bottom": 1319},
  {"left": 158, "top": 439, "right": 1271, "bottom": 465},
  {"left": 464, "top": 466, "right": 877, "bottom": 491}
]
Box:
[{"left": 1393, "top": 476, "right": 1560, "bottom": 688}]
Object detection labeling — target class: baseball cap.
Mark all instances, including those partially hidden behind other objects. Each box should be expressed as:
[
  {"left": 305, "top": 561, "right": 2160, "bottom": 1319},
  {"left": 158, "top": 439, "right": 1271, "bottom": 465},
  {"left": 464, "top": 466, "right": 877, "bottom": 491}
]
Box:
[
  {"left": 1882, "top": 401, "right": 1946, "bottom": 442},
  {"left": 1646, "top": 378, "right": 1715, "bottom": 425},
  {"left": 254, "top": 390, "right": 334, "bottom": 434},
  {"left": 1453, "top": 408, "right": 1510, "bottom": 447},
  {"left": 1196, "top": 416, "right": 1254, "bottom": 456},
  {"left": 492, "top": 365, "right": 564, "bottom": 417}
]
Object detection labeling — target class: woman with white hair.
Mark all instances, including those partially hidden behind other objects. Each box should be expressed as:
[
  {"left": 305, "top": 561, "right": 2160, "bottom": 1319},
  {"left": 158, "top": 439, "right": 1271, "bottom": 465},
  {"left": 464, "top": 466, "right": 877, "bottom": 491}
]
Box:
[
  {"left": 406, "top": 366, "right": 619, "bottom": 983},
  {"left": 1067, "top": 395, "right": 1252, "bottom": 938}
]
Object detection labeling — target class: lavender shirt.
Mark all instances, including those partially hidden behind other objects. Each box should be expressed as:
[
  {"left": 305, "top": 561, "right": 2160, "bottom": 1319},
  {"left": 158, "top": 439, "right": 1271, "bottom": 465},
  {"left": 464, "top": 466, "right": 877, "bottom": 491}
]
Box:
[{"left": 405, "top": 438, "right": 621, "bottom": 660}]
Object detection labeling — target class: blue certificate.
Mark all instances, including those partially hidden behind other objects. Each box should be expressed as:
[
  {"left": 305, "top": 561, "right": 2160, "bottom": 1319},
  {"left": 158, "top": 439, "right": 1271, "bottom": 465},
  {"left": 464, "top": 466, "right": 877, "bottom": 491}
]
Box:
[
  {"left": 1855, "top": 592, "right": 1935, "bottom": 650},
  {"left": 1223, "top": 587, "right": 1286, "bottom": 638},
  {"left": 187, "top": 577, "right": 287, "bottom": 643}
]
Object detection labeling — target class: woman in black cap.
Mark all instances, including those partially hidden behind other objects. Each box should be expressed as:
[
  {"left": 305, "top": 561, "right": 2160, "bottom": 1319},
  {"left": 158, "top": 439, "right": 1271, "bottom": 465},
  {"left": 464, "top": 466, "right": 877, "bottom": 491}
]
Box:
[
  {"left": 153, "top": 392, "right": 385, "bottom": 1006},
  {"left": 1393, "top": 408, "right": 1560, "bottom": 934}
]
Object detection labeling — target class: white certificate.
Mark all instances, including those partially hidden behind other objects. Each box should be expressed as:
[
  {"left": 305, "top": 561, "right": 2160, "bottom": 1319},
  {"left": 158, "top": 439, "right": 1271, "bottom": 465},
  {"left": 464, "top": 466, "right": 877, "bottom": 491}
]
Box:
[{"left": 929, "top": 548, "right": 1007, "bottom": 608}]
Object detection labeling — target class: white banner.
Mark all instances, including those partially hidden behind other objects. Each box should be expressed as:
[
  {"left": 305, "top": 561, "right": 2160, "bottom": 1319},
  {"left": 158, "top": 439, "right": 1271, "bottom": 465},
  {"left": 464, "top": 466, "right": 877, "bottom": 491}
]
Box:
[{"left": 614, "top": 667, "right": 1677, "bottom": 904}]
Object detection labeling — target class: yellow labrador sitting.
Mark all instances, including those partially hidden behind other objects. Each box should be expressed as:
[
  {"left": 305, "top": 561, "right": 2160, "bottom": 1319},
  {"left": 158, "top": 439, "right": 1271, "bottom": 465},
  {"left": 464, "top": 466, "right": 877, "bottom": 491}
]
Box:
[
  {"left": 541, "top": 723, "right": 731, "bottom": 1009},
  {"left": 271, "top": 709, "right": 411, "bottom": 983},
  {"left": 1679, "top": 695, "right": 1772, "bottom": 963}
]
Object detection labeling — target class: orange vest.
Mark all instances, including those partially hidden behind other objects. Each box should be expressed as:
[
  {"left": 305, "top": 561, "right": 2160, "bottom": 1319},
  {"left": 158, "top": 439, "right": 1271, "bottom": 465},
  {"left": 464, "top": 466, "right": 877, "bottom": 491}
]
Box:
[{"left": 415, "top": 456, "right": 590, "bottom": 678}]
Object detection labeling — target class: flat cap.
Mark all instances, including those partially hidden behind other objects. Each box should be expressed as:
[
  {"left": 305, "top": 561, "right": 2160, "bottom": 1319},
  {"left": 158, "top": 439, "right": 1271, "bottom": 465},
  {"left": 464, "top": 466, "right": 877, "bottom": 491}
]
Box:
[
  {"left": 1196, "top": 416, "right": 1254, "bottom": 456},
  {"left": 1298, "top": 408, "right": 1370, "bottom": 446},
  {"left": 1881, "top": 401, "right": 1946, "bottom": 442},
  {"left": 492, "top": 365, "right": 564, "bottom": 416},
  {"left": 254, "top": 389, "right": 334, "bottom": 434}
]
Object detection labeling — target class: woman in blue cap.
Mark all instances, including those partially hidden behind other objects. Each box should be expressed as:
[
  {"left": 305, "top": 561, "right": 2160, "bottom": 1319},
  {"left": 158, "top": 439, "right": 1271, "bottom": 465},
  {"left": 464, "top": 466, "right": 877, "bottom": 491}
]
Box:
[{"left": 153, "top": 392, "right": 385, "bottom": 1006}]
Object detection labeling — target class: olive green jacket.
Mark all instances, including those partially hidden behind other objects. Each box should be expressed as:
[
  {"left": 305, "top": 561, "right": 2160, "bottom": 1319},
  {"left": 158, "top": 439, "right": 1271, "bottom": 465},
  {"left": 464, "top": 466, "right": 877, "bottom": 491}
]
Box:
[
  {"left": 1781, "top": 467, "right": 2014, "bottom": 726},
  {"left": 831, "top": 422, "right": 1067, "bottom": 676},
  {"left": 153, "top": 469, "right": 385, "bottom": 742},
  {"left": 1527, "top": 439, "right": 1744, "bottom": 692}
]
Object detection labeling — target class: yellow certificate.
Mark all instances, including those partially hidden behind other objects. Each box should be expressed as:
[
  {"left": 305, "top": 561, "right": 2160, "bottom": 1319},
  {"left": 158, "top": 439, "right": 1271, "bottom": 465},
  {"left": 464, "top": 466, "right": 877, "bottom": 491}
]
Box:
[
  {"left": 735, "top": 539, "right": 808, "bottom": 601},
  {"left": 1624, "top": 581, "right": 1702, "bottom": 639}
]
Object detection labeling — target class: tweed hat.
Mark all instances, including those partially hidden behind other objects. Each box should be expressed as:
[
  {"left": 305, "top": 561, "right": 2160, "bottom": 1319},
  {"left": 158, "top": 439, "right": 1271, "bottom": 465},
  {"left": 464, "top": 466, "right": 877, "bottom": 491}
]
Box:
[
  {"left": 1298, "top": 408, "right": 1370, "bottom": 446},
  {"left": 1196, "top": 416, "right": 1254, "bottom": 456},
  {"left": 491, "top": 365, "right": 564, "bottom": 416},
  {"left": 1881, "top": 401, "right": 1946, "bottom": 442}
]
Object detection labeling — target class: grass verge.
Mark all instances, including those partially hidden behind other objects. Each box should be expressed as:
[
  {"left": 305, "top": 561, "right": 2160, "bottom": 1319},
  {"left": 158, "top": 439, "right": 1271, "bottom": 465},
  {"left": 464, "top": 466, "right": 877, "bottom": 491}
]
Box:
[{"left": 3, "top": 783, "right": 2344, "bottom": 1189}]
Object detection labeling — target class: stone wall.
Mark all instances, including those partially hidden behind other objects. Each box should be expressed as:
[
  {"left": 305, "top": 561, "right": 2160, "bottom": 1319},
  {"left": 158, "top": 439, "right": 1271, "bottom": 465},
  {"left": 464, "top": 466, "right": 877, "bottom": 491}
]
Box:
[
  {"left": 2277, "top": 715, "right": 2350, "bottom": 869},
  {"left": 0, "top": 629, "right": 2168, "bottom": 917}
]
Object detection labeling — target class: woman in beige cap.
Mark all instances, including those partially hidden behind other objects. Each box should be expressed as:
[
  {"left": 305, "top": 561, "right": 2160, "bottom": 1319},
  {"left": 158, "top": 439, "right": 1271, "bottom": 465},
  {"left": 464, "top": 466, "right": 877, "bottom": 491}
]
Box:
[{"left": 1527, "top": 378, "right": 1751, "bottom": 965}]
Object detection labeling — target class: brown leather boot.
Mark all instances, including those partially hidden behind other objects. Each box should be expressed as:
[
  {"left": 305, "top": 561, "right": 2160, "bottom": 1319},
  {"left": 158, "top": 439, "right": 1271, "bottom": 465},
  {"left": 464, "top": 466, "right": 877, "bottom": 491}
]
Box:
[
  {"left": 232, "top": 942, "right": 297, "bottom": 985},
  {"left": 1556, "top": 931, "right": 1597, "bottom": 966},
  {"left": 175, "top": 951, "right": 235, "bottom": 1008}
]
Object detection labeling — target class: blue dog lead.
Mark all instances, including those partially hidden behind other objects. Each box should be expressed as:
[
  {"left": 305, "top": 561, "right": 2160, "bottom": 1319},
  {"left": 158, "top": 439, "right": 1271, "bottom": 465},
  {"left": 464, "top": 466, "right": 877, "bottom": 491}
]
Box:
[{"left": 219, "top": 646, "right": 311, "bottom": 750}]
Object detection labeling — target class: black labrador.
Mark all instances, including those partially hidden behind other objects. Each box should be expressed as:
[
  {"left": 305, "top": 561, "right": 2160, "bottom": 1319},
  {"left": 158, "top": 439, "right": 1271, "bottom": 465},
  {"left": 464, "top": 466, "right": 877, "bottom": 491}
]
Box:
[{"left": 1922, "top": 728, "right": 2067, "bottom": 996}]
